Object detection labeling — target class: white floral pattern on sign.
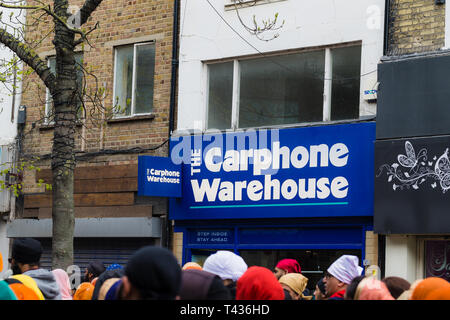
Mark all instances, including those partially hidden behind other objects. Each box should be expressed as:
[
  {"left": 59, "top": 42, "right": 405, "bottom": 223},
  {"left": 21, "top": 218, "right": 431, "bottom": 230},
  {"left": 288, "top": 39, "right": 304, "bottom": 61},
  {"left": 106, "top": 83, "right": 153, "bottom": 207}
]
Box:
[{"left": 377, "top": 141, "right": 450, "bottom": 193}]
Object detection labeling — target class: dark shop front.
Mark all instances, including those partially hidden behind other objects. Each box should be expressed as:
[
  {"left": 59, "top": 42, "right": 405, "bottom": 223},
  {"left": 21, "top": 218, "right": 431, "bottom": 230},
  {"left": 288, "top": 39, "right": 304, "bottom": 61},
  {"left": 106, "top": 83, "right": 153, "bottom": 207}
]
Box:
[
  {"left": 169, "top": 122, "right": 376, "bottom": 290},
  {"left": 374, "top": 52, "right": 450, "bottom": 281}
]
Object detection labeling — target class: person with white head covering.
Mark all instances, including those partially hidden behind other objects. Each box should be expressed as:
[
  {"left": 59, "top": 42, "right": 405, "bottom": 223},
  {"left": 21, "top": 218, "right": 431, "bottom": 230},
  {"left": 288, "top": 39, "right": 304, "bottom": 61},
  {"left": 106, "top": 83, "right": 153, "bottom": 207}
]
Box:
[
  {"left": 202, "top": 251, "right": 248, "bottom": 299},
  {"left": 323, "top": 255, "right": 363, "bottom": 300}
]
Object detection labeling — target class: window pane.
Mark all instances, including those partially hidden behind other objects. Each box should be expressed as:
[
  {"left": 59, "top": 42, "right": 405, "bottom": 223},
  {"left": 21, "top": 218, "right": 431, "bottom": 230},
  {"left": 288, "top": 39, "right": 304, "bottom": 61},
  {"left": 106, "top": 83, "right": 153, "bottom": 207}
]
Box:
[
  {"left": 239, "top": 51, "right": 325, "bottom": 128},
  {"left": 207, "top": 62, "right": 233, "bottom": 130},
  {"left": 135, "top": 43, "right": 155, "bottom": 114},
  {"left": 331, "top": 46, "right": 361, "bottom": 121},
  {"left": 114, "top": 45, "right": 134, "bottom": 116}
]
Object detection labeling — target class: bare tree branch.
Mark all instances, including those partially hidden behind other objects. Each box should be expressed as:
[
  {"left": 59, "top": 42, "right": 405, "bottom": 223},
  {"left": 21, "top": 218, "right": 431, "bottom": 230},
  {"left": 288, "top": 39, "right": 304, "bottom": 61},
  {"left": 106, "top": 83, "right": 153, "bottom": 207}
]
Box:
[
  {"left": 0, "top": 27, "right": 56, "bottom": 92},
  {"left": 79, "top": 0, "right": 103, "bottom": 26}
]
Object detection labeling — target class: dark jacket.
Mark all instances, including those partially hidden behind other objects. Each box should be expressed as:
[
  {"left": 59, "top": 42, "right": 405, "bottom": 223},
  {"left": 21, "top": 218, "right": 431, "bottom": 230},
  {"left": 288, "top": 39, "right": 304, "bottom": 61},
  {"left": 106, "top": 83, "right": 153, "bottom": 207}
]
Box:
[{"left": 179, "top": 269, "right": 231, "bottom": 300}]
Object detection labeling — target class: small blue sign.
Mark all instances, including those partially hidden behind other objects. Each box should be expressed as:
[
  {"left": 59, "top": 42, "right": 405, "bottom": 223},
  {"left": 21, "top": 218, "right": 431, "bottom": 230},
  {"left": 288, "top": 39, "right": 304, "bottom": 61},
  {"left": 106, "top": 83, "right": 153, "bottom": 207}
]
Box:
[
  {"left": 169, "top": 122, "right": 375, "bottom": 220},
  {"left": 138, "top": 156, "right": 182, "bottom": 197},
  {"left": 189, "top": 230, "right": 234, "bottom": 245}
]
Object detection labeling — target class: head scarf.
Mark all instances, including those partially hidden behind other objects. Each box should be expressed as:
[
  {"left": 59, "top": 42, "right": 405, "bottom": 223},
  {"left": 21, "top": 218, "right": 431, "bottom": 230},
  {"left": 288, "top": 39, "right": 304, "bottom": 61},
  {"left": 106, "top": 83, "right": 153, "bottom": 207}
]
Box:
[
  {"left": 98, "top": 278, "right": 121, "bottom": 300},
  {"left": 0, "top": 280, "right": 18, "bottom": 300},
  {"left": 203, "top": 251, "right": 248, "bottom": 282},
  {"left": 354, "top": 278, "right": 395, "bottom": 300},
  {"left": 125, "top": 246, "right": 181, "bottom": 300},
  {"left": 182, "top": 262, "right": 203, "bottom": 271},
  {"left": 11, "top": 274, "right": 45, "bottom": 300},
  {"left": 327, "top": 255, "right": 363, "bottom": 284},
  {"left": 11, "top": 238, "right": 43, "bottom": 264},
  {"left": 106, "top": 264, "right": 124, "bottom": 271},
  {"left": 236, "top": 266, "right": 284, "bottom": 300},
  {"left": 52, "top": 269, "right": 73, "bottom": 300},
  {"left": 424, "top": 286, "right": 450, "bottom": 300},
  {"left": 105, "top": 279, "right": 122, "bottom": 300},
  {"left": 73, "top": 282, "right": 95, "bottom": 300},
  {"left": 410, "top": 277, "right": 450, "bottom": 300},
  {"left": 92, "top": 268, "right": 124, "bottom": 300},
  {"left": 279, "top": 273, "right": 311, "bottom": 299},
  {"left": 179, "top": 269, "right": 230, "bottom": 300},
  {"left": 276, "top": 259, "right": 301, "bottom": 274},
  {"left": 87, "top": 261, "right": 106, "bottom": 278}
]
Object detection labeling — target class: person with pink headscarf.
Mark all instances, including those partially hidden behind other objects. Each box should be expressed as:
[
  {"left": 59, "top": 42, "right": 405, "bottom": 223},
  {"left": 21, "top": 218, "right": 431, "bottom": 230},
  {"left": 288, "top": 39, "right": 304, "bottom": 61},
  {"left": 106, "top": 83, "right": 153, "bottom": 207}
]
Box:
[
  {"left": 354, "top": 277, "right": 395, "bottom": 300},
  {"left": 52, "top": 269, "right": 73, "bottom": 300}
]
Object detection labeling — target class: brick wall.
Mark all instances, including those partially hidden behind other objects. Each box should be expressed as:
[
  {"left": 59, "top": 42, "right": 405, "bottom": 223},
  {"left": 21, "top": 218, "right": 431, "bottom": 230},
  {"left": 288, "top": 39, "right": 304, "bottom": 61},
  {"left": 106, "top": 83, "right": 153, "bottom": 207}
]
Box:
[
  {"left": 365, "top": 230, "right": 379, "bottom": 269},
  {"left": 18, "top": 1, "right": 174, "bottom": 233},
  {"left": 387, "top": 0, "right": 445, "bottom": 55}
]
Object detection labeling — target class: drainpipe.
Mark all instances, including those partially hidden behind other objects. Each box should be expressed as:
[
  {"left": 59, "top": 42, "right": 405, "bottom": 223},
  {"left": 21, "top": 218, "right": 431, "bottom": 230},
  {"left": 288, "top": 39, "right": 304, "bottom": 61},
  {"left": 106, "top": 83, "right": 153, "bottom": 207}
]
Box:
[
  {"left": 383, "top": 0, "right": 391, "bottom": 56},
  {"left": 165, "top": 0, "right": 180, "bottom": 250}
]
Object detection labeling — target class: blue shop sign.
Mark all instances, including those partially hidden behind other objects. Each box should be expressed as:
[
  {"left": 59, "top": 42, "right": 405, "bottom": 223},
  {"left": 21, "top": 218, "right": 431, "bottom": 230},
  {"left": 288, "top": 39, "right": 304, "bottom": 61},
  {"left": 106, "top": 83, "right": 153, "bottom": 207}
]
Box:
[
  {"left": 138, "top": 156, "right": 182, "bottom": 197},
  {"left": 169, "top": 122, "right": 375, "bottom": 220}
]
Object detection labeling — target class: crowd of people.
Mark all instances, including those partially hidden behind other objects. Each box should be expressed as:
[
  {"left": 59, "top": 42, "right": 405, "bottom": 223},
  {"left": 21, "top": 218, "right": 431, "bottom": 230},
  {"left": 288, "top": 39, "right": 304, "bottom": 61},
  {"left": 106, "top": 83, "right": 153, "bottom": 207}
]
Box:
[{"left": 1, "top": 237, "right": 450, "bottom": 300}]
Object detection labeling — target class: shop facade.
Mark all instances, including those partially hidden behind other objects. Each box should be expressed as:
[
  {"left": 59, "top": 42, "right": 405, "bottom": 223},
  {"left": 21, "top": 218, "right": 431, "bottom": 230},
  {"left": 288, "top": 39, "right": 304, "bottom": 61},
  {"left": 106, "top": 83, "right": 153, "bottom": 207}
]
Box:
[
  {"left": 375, "top": 51, "right": 450, "bottom": 283},
  {"left": 170, "top": 122, "right": 376, "bottom": 290}
]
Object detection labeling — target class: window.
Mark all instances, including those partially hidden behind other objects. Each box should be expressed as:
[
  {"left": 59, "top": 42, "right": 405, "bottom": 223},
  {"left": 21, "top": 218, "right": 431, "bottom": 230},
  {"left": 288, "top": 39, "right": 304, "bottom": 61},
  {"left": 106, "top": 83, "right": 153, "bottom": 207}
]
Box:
[
  {"left": 113, "top": 42, "right": 156, "bottom": 117},
  {"left": 206, "top": 45, "right": 361, "bottom": 130},
  {"left": 45, "top": 53, "right": 84, "bottom": 123}
]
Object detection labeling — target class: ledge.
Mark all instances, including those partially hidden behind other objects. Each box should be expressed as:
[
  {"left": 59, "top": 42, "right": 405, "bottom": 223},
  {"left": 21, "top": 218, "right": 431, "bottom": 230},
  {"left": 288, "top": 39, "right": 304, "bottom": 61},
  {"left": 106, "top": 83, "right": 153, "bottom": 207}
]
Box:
[
  {"left": 38, "top": 121, "right": 84, "bottom": 131},
  {"left": 107, "top": 114, "right": 156, "bottom": 124}
]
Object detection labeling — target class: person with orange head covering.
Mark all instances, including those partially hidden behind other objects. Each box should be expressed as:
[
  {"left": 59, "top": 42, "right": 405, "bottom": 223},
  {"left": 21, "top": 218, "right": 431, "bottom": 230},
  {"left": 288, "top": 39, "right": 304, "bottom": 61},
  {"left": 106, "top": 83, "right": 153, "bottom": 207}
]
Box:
[
  {"left": 182, "top": 262, "right": 202, "bottom": 271},
  {"left": 410, "top": 277, "right": 450, "bottom": 300},
  {"left": 354, "top": 277, "right": 395, "bottom": 300},
  {"left": 236, "top": 266, "right": 285, "bottom": 300},
  {"left": 73, "top": 282, "right": 95, "bottom": 300},
  {"left": 425, "top": 286, "right": 450, "bottom": 300}
]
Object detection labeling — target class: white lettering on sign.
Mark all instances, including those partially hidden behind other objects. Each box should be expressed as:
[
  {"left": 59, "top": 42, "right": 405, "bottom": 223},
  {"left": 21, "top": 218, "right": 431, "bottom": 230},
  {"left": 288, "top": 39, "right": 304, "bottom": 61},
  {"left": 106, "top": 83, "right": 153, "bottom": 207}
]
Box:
[
  {"left": 190, "top": 141, "right": 350, "bottom": 203},
  {"left": 147, "top": 168, "right": 180, "bottom": 184}
]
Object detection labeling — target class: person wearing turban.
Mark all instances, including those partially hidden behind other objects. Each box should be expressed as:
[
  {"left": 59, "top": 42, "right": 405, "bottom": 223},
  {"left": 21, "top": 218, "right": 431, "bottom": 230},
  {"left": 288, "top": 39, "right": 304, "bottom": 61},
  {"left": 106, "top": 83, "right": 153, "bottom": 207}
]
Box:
[
  {"left": 354, "top": 277, "right": 395, "bottom": 300},
  {"left": 410, "top": 277, "right": 450, "bottom": 300},
  {"left": 323, "top": 255, "right": 363, "bottom": 300},
  {"left": 273, "top": 259, "right": 301, "bottom": 280},
  {"left": 279, "top": 273, "right": 312, "bottom": 300},
  {"left": 202, "top": 251, "right": 247, "bottom": 299},
  {"left": 182, "top": 262, "right": 203, "bottom": 271},
  {"left": 236, "top": 266, "right": 284, "bottom": 300},
  {"left": 73, "top": 282, "right": 95, "bottom": 300}
]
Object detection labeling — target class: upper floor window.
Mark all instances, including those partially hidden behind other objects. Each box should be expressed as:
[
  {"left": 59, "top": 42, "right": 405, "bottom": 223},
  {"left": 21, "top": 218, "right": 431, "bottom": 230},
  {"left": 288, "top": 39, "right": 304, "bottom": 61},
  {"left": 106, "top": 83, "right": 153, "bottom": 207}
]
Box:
[
  {"left": 206, "top": 44, "right": 361, "bottom": 130},
  {"left": 45, "top": 53, "right": 84, "bottom": 123},
  {"left": 113, "top": 42, "right": 156, "bottom": 117}
]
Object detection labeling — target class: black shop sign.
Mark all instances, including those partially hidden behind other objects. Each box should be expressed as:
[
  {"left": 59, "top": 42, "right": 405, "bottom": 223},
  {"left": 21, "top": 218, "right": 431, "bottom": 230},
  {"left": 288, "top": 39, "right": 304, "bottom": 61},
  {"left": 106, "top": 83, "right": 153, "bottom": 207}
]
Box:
[{"left": 374, "top": 135, "right": 450, "bottom": 234}]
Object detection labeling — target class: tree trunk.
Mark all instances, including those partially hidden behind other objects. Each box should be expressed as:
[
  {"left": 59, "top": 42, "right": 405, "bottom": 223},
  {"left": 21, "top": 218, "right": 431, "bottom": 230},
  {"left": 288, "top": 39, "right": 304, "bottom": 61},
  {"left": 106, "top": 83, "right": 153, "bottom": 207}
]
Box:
[{"left": 51, "top": 0, "right": 77, "bottom": 270}]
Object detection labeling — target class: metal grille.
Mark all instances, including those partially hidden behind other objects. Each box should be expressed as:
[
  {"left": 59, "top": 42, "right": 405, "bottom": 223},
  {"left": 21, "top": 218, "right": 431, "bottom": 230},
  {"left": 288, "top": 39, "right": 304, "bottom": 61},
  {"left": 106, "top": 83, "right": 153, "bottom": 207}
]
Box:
[{"left": 38, "top": 238, "right": 156, "bottom": 271}]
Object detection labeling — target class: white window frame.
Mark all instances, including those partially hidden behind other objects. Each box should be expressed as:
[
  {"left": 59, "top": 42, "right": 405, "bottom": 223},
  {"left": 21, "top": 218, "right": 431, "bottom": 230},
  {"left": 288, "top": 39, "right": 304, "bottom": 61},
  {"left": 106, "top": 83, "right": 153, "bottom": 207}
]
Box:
[
  {"left": 205, "top": 45, "right": 361, "bottom": 131},
  {"left": 112, "top": 42, "right": 155, "bottom": 118}
]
